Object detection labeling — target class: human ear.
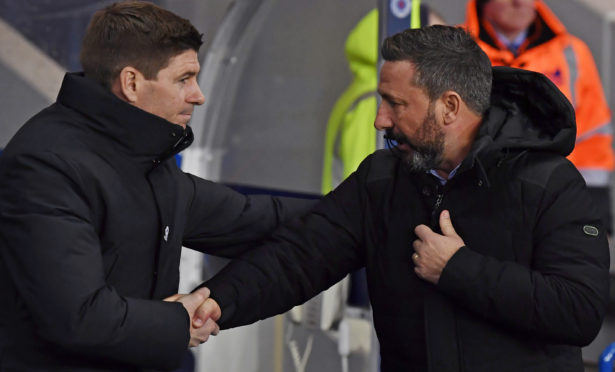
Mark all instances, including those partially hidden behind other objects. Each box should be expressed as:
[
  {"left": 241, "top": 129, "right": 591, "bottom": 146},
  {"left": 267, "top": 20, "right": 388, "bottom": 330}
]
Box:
[
  {"left": 117, "top": 66, "right": 140, "bottom": 103},
  {"left": 440, "top": 91, "right": 461, "bottom": 125}
]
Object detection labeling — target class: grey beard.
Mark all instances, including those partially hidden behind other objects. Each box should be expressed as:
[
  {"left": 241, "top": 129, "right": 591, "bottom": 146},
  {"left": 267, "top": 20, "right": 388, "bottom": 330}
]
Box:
[
  {"left": 383, "top": 104, "right": 444, "bottom": 172},
  {"left": 403, "top": 146, "right": 443, "bottom": 172}
]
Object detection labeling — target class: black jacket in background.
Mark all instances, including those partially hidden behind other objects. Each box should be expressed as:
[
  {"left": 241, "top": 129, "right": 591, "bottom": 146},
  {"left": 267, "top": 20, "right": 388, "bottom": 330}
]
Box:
[
  {"left": 0, "top": 73, "right": 313, "bottom": 371},
  {"left": 204, "top": 67, "right": 610, "bottom": 371}
]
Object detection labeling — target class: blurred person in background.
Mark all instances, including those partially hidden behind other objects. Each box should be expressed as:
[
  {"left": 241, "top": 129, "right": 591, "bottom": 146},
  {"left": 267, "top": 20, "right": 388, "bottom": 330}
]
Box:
[{"left": 465, "top": 0, "right": 615, "bottom": 233}]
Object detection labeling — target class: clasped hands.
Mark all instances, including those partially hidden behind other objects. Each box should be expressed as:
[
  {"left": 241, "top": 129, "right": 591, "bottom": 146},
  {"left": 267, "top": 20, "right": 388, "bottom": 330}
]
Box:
[
  {"left": 164, "top": 287, "right": 222, "bottom": 347},
  {"left": 412, "top": 210, "right": 465, "bottom": 284}
]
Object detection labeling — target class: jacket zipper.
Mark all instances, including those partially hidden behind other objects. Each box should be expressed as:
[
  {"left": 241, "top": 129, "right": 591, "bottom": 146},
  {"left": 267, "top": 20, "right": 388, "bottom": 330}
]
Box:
[
  {"left": 431, "top": 186, "right": 444, "bottom": 227},
  {"left": 434, "top": 192, "right": 443, "bottom": 211}
]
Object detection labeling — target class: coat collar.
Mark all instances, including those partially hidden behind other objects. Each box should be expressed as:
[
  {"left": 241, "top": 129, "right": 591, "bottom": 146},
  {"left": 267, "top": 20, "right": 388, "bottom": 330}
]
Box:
[{"left": 56, "top": 73, "right": 193, "bottom": 164}]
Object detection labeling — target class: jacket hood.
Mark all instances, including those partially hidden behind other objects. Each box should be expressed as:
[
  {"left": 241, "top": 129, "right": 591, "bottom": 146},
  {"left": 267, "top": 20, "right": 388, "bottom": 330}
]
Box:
[
  {"left": 344, "top": 8, "right": 378, "bottom": 82},
  {"left": 472, "top": 66, "right": 576, "bottom": 160}
]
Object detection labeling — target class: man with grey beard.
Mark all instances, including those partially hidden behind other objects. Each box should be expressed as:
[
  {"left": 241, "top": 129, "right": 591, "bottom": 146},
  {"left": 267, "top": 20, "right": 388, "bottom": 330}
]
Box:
[
  {"left": 189, "top": 25, "right": 609, "bottom": 372},
  {"left": 383, "top": 105, "right": 444, "bottom": 172}
]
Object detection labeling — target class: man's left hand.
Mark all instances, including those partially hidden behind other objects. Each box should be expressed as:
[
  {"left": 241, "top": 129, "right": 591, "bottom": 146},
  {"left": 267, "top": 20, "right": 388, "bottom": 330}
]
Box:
[{"left": 412, "top": 210, "right": 464, "bottom": 284}]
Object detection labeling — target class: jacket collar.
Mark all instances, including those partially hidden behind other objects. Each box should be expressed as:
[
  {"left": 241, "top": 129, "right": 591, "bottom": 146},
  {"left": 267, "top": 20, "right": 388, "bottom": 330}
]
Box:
[{"left": 56, "top": 73, "right": 193, "bottom": 164}]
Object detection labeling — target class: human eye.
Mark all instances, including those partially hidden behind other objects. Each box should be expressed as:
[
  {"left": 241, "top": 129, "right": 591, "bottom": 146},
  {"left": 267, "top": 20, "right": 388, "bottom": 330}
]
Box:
[
  {"left": 387, "top": 98, "right": 402, "bottom": 108},
  {"left": 178, "top": 73, "right": 194, "bottom": 84}
]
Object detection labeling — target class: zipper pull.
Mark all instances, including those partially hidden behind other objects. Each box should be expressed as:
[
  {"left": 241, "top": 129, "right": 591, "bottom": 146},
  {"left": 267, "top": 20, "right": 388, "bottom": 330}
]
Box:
[{"left": 431, "top": 186, "right": 444, "bottom": 228}]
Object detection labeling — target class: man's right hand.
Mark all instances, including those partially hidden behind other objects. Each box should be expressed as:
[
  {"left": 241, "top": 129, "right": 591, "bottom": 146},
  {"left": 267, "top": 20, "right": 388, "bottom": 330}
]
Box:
[
  {"left": 164, "top": 287, "right": 220, "bottom": 347},
  {"left": 193, "top": 294, "right": 221, "bottom": 330}
]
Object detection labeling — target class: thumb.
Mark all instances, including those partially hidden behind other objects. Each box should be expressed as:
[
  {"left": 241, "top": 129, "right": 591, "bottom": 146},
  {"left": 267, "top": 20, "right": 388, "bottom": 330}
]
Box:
[
  {"left": 189, "top": 287, "right": 212, "bottom": 327},
  {"left": 192, "top": 286, "right": 211, "bottom": 299},
  {"left": 179, "top": 288, "right": 209, "bottom": 317},
  {"left": 194, "top": 298, "right": 222, "bottom": 328},
  {"left": 180, "top": 291, "right": 205, "bottom": 315},
  {"left": 439, "top": 210, "right": 457, "bottom": 237}
]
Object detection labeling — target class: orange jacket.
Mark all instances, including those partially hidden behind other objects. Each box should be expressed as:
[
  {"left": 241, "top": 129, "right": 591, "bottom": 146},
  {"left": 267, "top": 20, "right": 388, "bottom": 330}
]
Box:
[{"left": 465, "top": 0, "right": 614, "bottom": 187}]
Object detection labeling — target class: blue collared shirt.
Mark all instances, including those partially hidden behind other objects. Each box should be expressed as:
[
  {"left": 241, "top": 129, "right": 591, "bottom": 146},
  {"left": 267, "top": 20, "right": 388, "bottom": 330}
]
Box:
[
  {"left": 495, "top": 28, "right": 528, "bottom": 55},
  {"left": 429, "top": 163, "right": 462, "bottom": 185}
]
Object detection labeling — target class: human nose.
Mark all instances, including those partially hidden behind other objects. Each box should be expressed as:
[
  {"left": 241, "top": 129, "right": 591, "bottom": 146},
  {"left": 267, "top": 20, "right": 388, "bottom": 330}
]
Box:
[
  {"left": 188, "top": 81, "right": 205, "bottom": 106},
  {"left": 374, "top": 103, "right": 392, "bottom": 131}
]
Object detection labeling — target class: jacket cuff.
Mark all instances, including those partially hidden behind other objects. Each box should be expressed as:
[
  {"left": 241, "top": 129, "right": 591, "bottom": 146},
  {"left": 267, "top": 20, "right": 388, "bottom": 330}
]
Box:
[
  {"left": 198, "top": 278, "right": 238, "bottom": 329},
  {"left": 119, "top": 298, "right": 190, "bottom": 369},
  {"left": 437, "top": 246, "right": 476, "bottom": 293}
]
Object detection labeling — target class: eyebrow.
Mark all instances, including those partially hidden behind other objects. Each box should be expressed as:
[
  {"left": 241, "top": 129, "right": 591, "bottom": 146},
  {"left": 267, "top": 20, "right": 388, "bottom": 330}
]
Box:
[{"left": 179, "top": 70, "right": 198, "bottom": 78}]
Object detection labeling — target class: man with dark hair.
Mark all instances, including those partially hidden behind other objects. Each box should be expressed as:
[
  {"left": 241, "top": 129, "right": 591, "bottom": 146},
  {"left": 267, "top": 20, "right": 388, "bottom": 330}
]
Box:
[
  {"left": 80, "top": 1, "right": 203, "bottom": 90},
  {"left": 0, "top": 1, "right": 310, "bottom": 370},
  {"left": 195, "top": 25, "right": 609, "bottom": 371}
]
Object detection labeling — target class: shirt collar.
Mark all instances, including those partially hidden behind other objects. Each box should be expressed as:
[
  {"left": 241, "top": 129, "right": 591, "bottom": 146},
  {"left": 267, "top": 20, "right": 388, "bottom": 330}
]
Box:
[
  {"left": 494, "top": 28, "right": 528, "bottom": 53},
  {"left": 429, "top": 163, "right": 462, "bottom": 185}
]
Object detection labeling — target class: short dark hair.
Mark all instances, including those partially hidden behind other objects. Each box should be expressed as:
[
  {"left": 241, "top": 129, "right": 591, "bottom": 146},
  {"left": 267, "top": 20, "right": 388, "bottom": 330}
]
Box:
[
  {"left": 80, "top": 1, "right": 203, "bottom": 88},
  {"left": 381, "top": 25, "right": 492, "bottom": 115}
]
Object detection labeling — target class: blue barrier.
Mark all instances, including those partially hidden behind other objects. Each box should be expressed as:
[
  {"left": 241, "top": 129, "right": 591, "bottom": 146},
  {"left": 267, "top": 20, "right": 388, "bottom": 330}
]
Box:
[{"left": 600, "top": 342, "right": 615, "bottom": 372}]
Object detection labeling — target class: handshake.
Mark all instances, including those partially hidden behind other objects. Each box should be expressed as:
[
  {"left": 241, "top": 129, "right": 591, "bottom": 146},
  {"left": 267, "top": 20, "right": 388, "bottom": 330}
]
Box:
[{"left": 165, "top": 287, "right": 222, "bottom": 347}]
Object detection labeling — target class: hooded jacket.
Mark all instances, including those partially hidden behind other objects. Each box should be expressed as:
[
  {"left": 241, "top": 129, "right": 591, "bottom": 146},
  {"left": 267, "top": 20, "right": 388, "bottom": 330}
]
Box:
[
  {"left": 205, "top": 67, "right": 610, "bottom": 371},
  {"left": 320, "top": 8, "right": 380, "bottom": 193},
  {"left": 465, "top": 0, "right": 614, "bottom": 230},
  {"left": 0, "top": 73, "right": 311, "bottom": 371}
]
